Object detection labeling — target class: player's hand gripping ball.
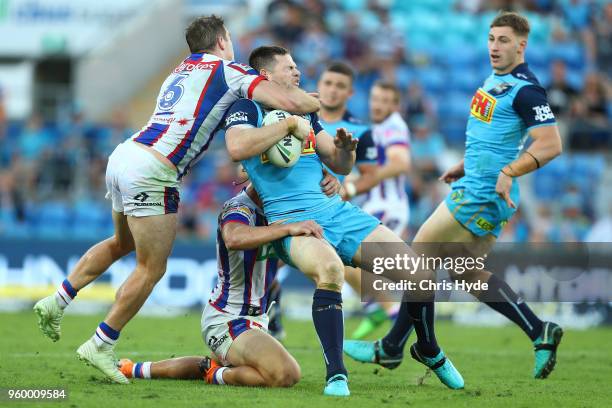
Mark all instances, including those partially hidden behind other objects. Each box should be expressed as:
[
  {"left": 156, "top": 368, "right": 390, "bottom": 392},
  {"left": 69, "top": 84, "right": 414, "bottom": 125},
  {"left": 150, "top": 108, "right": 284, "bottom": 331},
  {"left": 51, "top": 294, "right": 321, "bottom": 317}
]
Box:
[{"left": 263, "top": 110, "right": 308, "bottom": 168}]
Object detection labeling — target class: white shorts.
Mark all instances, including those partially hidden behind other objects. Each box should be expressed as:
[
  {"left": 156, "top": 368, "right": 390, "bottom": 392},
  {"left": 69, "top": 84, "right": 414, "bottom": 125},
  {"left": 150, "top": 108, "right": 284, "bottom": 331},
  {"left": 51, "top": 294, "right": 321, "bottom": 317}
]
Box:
[
  {"left": 105, "top": 141, "right": 180, "bottom": 217},
  {"left": 201, "top": 302, "right": 269, "bottom": 366},
  {"left": 362, "top": 200, "right": 409, "bottom": 237}
]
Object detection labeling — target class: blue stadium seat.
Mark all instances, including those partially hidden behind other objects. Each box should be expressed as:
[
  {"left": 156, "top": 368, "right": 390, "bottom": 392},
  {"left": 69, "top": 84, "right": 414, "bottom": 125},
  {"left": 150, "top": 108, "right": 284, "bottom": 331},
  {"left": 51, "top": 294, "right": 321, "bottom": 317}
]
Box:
[
  {"left": 533, "top": 155, "right": 569, "bottom": 200},
  {"left": 416, "top": 68, "right": 445, "bottom": 93},
  {"left": 566, "top": 68, "right": 585, "bottom": 90},
  {"left": 448, "top": 69, "right": 481, "bottom": 93},
  {"left": 33, "top": 201, "right": 71, "bottom": 239},
  {"left": 439, "top": 119, "right": 467, "bottom": 146},
  {"left": 549, "top": 42, "right": 585, "bottom": 70},
  {"left": 341, "top": 0, "right": 366, "bottom": 11},
  {"left": 525, "top": 47, "right": 550, "bottom": 71},
  {"left": 437, "top": 92, "right": 471, "bottom": 121},
  {"left": 71, "top": 199, "right": 108, "bottom": 239},
  {"left": 394, "top": 66, "right": 415, "bottom": 90}
]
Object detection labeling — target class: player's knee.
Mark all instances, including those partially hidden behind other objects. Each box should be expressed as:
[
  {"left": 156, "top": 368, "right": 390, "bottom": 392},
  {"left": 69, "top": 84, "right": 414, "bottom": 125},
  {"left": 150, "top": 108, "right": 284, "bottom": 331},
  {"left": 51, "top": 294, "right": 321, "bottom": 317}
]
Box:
[
  {"left": 316, "top": 260, "right": 344, "bottom": 290},
  {"left": 109, "top": 235, "right": 134, "bottom": 258},
  {"left": 267, "top": 361, "right": 301, "bottom": 387}
]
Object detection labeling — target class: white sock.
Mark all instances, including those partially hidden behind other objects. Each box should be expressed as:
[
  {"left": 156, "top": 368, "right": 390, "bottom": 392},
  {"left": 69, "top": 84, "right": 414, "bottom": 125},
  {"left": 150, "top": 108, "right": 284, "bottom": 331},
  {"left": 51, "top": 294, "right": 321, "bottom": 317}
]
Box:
[
  {"left": 132, "top": 362, "right": 152, "bottom": 379},
  {"left": 55, "top": 280, "right": 77, "bottom": 309},
  {"left": 92, "top": 323, "right": 119, "bottom": 348},
  {"left": 214, "top": 367, "right": 228, "bottom": 385}
]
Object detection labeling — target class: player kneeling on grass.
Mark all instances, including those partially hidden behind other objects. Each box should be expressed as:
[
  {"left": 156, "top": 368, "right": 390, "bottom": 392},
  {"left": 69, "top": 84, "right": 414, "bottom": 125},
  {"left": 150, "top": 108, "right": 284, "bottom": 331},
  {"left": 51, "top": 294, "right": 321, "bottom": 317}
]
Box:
[{"left": 119, "top": 175, "right": 340, "bottom": 387}]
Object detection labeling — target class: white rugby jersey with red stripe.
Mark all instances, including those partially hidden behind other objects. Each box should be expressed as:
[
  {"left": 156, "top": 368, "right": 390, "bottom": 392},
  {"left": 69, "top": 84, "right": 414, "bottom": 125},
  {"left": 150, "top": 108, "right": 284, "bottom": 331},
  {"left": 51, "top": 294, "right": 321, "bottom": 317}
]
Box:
[
  {"left": 365, "top": 111, "right": 411, "bottom": 207},
  {"left": 131, "top": 53, "right": 266, "bottom": 178},
  {"left": 209, "top": 190, "right": 279, "bottom": 317}
]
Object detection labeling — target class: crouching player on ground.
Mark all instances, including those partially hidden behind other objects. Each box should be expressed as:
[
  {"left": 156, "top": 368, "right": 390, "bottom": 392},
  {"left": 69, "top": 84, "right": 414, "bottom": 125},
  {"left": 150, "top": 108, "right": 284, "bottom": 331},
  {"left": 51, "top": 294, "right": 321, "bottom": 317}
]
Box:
[{"left": 119, "top": 176, "right": 340, "bottom": 387}]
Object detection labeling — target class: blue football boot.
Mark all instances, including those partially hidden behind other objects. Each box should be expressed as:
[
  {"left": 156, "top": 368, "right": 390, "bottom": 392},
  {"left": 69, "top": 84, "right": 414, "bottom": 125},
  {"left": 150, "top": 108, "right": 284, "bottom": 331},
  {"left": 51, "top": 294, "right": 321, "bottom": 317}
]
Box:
[{"left": 409, "top": 344, "right": 464, "bottom": 389}]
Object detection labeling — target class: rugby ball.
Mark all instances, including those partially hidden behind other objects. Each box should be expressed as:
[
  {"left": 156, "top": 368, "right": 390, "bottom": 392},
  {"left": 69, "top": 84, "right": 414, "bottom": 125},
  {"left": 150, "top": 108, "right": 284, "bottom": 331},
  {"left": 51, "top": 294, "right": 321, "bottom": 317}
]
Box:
[{"left": 262, "top": 110, "right": 303, "bottom": 168}]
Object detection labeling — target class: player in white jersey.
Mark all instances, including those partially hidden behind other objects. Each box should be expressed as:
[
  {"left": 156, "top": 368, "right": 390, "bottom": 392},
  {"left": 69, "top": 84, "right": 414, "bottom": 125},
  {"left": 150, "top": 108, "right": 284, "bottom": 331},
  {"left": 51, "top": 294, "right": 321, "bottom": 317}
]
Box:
[
  {"left": 362, "top": 81, "right": 411, "bottom": 238},
  {"left": 116, "top": 177, "right": 341, "bottom": 387},
  {"left": 343, "top": 82, "right": 412, "bottom": 339},
  {"left": 33, "top": 15, "right": 319, "bottom": 384}
]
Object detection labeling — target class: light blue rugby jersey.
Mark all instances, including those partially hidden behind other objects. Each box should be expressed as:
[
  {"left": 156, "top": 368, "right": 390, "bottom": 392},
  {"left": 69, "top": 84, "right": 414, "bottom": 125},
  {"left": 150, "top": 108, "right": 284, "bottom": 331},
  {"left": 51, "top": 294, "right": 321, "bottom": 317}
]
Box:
[
  {"left": 319, "top": 111, "right": 377, "bottom": 181},
  {"left": 460, "top": 63, "right": 556, "bottom": 196},
  {"left": 223, "top": 98, "right": 337, "bottom": 222}
]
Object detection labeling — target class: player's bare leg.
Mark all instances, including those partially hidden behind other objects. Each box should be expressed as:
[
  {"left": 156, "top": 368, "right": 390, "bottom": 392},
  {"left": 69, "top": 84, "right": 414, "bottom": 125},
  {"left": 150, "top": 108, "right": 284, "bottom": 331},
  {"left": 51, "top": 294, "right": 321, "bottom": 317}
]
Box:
[
  {"left": 289, "top": 235, "right": 350, "bottom": 396},
  {"left": 119, "top": 356, "right": 205, "bottom": 380},
  {"left": 218, "top": 330, "right": 300, "bottom": 387},
  {"left": 77, "top": 213, "right": 177, "bottom": 384},
  {"left": 68, "top": 211, "right": 136, "bottom": 290},
  {"left": 104, "top": 213, "right": 177, "bottom": 329},
  {"left": 34, "top": 210, "right": 135, "bottom": 342},
  {"left": 348, "top": 224, "right": 464, "bottom": 389}
]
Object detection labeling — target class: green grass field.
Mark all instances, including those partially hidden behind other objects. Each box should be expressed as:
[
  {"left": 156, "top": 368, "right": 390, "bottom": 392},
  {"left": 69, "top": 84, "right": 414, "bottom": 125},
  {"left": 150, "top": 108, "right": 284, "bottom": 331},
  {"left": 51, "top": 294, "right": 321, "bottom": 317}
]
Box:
[{"left": 1, "top": 311, "right": 610, "bottom": 407}]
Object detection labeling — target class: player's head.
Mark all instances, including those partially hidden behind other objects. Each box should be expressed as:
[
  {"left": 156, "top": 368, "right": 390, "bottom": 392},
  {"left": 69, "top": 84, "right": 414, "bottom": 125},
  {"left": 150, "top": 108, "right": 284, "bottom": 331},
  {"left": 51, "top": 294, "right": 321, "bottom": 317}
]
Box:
[
  {"left": 488, "top": 12, "right": 530, "bottom": 74},
  {"left": 249, "top": 46, "right": 300, "bottom": 88},
  {"left": 185, "top": 15, "right": 234, "bottom": 60},
  {"left": 369, "top": 81, "right": 400, "bottom": 124},
  {"left": 317, "top": 61, "right": 354, "bottom": 112}
]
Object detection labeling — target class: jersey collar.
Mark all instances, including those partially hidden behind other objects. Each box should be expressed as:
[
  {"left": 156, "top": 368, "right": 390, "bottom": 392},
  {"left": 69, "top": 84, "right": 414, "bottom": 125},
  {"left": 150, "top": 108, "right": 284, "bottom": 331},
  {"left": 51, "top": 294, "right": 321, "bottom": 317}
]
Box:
[{"left": 494, "top": 62, "right": 529, "bottom": 77}]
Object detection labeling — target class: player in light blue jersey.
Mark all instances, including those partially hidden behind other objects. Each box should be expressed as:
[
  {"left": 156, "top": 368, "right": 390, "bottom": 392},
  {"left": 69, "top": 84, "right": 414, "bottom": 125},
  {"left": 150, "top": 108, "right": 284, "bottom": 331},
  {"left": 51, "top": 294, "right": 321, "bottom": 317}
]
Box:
[
  {"left": 344, "top": 12, "right": 564, "bottom": 380},
  {"left": 224, "top": 46, "right": 464, "bottom": 396},
  {"left": 317, "top": 62, "right": 379, "bottom": 193}
]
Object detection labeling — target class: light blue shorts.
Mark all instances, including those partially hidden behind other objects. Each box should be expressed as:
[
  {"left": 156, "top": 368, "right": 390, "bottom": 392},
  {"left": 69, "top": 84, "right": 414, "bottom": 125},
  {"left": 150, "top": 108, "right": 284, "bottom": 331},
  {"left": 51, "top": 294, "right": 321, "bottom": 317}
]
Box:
[
  {"left": 444, "top": 181, "right": 518, "bottom": 237},
  {"left": 272, "top": 200, "right": 380, "bottom": 267}
]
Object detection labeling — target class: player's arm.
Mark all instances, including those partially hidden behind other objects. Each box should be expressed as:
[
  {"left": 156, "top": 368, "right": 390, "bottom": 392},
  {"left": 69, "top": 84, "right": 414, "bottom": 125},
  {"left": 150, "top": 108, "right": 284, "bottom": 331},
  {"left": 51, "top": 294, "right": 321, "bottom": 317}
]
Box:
[
  {"left": 320, "top": 169, "right": 343, "bottom": 197},
  {"left": 252, "top": 81, "right": 320, "bottom": 114},
  {"left": 315, "top": 128, "right": 357, "bottom": 176},
  {"left": 439, "top": 159, "right": 465, "bottom": 183},
  {"left": 496, "top": 86, "right": 562, "bottom": 208},
  {"left": 222, "top": 220, "right": 323, "bottom": 250},
  {"left": 375, "top": 144, "right": 411, "bottom": 182},
  {"left": 226, "top": 117, "right": 310, "bottom": 161},
  {"left": 503, "top": 125, "right": 562, "bottom": 177},
  {"left": 223, "top": 99, "right": 311, "bottom": 161},
  {"left": 343, "top": 130, "right": 379, "bottom": 199},
  {"left": 227, "top": 63, "right": 319, "bottom": 114}
]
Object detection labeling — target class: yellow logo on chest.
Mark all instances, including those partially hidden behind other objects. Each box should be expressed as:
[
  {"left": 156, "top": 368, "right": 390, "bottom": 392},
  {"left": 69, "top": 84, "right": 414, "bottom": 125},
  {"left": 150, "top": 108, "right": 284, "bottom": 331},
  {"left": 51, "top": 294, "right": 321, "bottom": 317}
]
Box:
[{"left": 470, "top": 89, "right": 496, "bottom": 123}]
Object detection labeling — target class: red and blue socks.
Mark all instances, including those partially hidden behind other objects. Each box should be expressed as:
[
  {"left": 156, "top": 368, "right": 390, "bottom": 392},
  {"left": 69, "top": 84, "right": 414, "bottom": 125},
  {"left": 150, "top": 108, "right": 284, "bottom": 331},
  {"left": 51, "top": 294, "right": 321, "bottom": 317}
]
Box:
[
  {"left": 55, "top": 279, "right": 78, "bottom": 309},
  {"left": 93, "top": 321, "right": 120, "bottom": 348}
]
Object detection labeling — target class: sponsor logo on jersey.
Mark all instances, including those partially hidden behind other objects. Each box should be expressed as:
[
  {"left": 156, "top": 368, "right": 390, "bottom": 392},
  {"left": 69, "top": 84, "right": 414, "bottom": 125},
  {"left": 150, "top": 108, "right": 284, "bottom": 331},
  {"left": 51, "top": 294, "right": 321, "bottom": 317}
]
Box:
[
  {"left": 488, "top": 82, "right": 514, "bottom": 97},
  {"left": 532, "top": 104, "right": 555, "bottom": 122},
  {"left": 225, "top": 111, "right": 249, "bottom": 127},
  {"left": 173, "top": 61, "right": 217, "bottom": 73},
  {"left": 470, "top": 89, "right": 497, "bottom": 123},
  {"left": 301, "top": 129, "right": 316, "bottom": 155}
]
